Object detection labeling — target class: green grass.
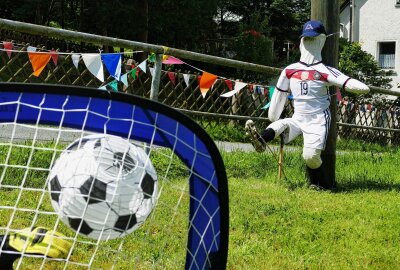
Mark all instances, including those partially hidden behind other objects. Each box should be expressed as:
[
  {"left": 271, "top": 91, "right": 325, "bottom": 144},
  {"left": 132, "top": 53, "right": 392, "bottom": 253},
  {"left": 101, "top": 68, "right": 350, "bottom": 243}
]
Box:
[
  {"left": 1, "top": 141, "right": 400, "bottom": 269},
  {"left": 223, "top": 146, "right": 400, "bottom": 270}
]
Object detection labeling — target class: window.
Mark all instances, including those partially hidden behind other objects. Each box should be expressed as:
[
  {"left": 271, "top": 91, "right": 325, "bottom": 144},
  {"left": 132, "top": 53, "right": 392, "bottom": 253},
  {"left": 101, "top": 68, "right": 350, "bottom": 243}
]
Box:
[{"left": 378, "top": 42, "right": 396, "bottom": 69}]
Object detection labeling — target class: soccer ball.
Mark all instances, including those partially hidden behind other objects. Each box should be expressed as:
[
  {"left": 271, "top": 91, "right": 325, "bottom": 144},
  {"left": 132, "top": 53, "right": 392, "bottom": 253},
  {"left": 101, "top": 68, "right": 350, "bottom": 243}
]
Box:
[{"left": 47, "top": 134, "right": 158, "bottom": 240}]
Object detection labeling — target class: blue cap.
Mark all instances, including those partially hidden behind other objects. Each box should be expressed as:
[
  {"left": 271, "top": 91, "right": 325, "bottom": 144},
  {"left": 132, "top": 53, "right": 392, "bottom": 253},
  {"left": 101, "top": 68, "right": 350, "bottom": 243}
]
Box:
[{"left": 300, "top": 20, "right": 327, "bottom": 37}]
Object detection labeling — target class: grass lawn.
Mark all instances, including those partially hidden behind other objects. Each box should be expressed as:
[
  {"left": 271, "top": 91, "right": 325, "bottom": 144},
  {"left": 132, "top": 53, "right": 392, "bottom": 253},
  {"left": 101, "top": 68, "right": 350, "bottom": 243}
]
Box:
[
  {"left": 224, "top": 147, "right": 400, "bottom": 270},
  {"left": 1, "top": 140, "right": 400, "bottom": 269}
]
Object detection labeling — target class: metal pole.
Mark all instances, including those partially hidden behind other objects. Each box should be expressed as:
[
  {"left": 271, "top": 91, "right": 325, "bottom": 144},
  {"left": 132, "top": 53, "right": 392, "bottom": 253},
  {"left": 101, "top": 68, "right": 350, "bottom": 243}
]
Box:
[
  {"left": 150, "top": 54, "right": 163, "bottom": 101},
  {"left": 0, "top": 18, "right": 281, "bottom": 76}
]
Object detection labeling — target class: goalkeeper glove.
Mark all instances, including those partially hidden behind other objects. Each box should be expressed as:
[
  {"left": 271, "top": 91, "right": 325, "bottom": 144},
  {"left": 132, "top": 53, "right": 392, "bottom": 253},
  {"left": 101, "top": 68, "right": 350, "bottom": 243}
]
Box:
[{"left": 8, "top": 227, "right": 72, "bottom": 259}]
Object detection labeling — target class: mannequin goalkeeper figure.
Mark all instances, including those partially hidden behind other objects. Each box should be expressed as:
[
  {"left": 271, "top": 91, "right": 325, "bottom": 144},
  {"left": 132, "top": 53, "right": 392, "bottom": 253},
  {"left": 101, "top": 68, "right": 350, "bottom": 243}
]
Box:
[{"left": 246, "top": 20, "right": 369, "bottom": 189}]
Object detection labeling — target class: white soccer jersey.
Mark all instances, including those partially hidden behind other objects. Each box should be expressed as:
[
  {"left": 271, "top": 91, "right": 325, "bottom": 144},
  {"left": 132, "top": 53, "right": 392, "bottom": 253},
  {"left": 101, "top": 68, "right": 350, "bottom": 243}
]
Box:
[{"left": 276, "top": 61, "right": 350, "bottom": 114}]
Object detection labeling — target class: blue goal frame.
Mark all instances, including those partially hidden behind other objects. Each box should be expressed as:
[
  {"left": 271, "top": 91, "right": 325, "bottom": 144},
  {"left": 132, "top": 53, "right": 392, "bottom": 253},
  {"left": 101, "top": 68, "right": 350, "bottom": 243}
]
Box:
[{"left": 0, "top": 82, "right": 229, "bottom": 270}]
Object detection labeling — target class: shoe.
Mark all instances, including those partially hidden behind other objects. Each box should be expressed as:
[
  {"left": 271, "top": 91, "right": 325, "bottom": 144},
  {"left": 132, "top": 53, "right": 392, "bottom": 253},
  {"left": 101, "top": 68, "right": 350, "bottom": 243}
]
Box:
[
  {"left": 245, "top": 120, "right": 266, "bottom": 152},
  {"left": 309, "top": 184, "right": 325, "bottom": 191},
  {"left": 306, "top": 166, "right": 337, "bottom": 190}
]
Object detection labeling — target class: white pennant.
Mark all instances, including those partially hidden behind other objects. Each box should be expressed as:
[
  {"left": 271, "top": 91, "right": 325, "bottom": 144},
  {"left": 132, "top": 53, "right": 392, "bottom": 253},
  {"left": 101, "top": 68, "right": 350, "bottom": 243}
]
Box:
[
  {"left": 183, "top": 74, "right": 191, "bottom": 87},
  {"left": 71, "top": 54, "right": 80, "bottom": 69},
  {"left": 138, "top": 60, "right": 147, "bottom": 73},
  {"left": 82, "top": 54, "right": 104, "bottom": 82},
  {"left": 149, "top": 67, "right": 155, "bottom": 77},
  {"left": 220, "top": 81, "right": 247, "bottom": 97},
  {"left": 120, "top": 73, "right": 129, "bottom": 87}
]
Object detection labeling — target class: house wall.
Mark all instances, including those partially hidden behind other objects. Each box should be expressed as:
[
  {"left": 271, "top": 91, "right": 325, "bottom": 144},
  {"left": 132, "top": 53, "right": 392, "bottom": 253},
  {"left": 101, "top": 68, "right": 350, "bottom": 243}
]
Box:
[{"left": 340, "top": 0, "right": 400, "bottom": 91}]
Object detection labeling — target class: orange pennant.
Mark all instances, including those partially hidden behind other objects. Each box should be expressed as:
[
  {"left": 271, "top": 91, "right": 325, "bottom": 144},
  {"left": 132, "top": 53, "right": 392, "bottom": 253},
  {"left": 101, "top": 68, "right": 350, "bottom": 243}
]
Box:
[
  {"left": 28, "top": 52, "right": 51, "bottom": 77},
  {"left": 199, "top": 72, "right": 217, "bottom": 98}
]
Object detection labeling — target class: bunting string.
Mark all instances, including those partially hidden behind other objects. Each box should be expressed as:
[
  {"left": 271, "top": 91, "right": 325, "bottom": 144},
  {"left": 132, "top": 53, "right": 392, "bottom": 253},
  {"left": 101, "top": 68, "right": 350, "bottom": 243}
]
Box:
[{"left": 0, "top": 41, "right": 275, "bottom": 106}]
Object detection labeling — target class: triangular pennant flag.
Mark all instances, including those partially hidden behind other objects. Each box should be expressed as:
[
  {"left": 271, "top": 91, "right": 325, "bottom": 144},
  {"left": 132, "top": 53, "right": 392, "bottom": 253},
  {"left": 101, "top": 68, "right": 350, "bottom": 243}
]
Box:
[
  {"left": 149, "top": 67, "right": 155, "bottom": 77},
  {"left": 261, "top": 102, "right": 271, "bottom": 110},
  {"left": 249, "top": 84, "right": 254, "bottom": 92},
  {"left": 168, "top": 72, "right": 176, "bottom": 86},
  {"left": 108, "top": 80, "right": 119, "bottom": 92},
  {"left": 220, "top": 81, "right": 247, "bottom": 97},
  {"left": 336, "top": 87, "right": 342, "bottom": 101},
  {"left": 82, "top": 54, "right": 104, "bottom": 82},
  {"left": 260, "top": 87, "right": 265, "bottom": 96},
  {"left": 130, "top": 67, "right": 137, "bottom": 79},
  {"left": 148, "top": 53, "right": 156, "bottom": 63},
  {"left": 27, "top": 46, "right": 36, "bottom": 52},
  {"left": 101, "top": 54, "right": 122, "bottom": 80},
  {"left": 199, "top": 72, "right": 218, "bottom": 98},
  {"left": 224, "top": 79, "right": 233, "bottom": 91},
  {"left": 138, "top": 60, "right": 147, "bottom": 73},
  {"left": 197, "top": 75, "right": 202, "bottom": 85},
  {"left": 50, "top": 50, "right": 59, "bottom": 65},
  {"left": 163, "top": 56, "right": 184, "bottom": 65},
  {"left": 71, "top": 54, "right": 80, "bottom": 69},
  {"left": 268, "top": 86, "right": 275, "bottom": 99},
  {"left": 162, "top": 54, "right": 169, "bottom": 61},
  {"left": 183, "top": 74, "right": 191, "bottom": 87},
  {"left": 121, "top": 73, "right": 129, "bottom": 87},
  {"left": 28, "top": 52, "right": 51, "bottom": 77},
  {"left": 3, "top": 42, "right": 13, "bottom": 59},
  {"left": 98, "top": 85, "right": 108, "bottom": 90}
]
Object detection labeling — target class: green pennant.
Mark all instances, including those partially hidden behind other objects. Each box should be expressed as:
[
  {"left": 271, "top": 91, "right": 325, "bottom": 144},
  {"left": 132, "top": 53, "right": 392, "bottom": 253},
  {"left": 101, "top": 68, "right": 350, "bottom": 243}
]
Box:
[
  {"left": 148, "top": 53, "right": 156, "bottom": 63},
  {"left": 268, "top": 86, "right": 275, "bottom": 99},
  {"left": 130, "top": 68, "right": 137, "bottom": 79},
  {"left": 108, "top": 80, "right": 119, "bottom": 92}
]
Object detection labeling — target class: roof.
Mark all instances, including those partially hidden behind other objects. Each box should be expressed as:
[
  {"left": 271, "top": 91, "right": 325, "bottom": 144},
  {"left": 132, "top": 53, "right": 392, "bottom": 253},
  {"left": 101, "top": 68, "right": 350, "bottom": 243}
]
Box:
[{"left": 340, "top": 0, "right": 350, "bottom": 12}]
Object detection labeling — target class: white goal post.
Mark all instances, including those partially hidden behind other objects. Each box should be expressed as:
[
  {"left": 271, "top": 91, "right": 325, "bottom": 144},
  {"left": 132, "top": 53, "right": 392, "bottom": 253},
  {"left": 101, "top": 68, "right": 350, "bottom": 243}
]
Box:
[{"left": 0, "top": 83, "right": 229, "bottom": 270}]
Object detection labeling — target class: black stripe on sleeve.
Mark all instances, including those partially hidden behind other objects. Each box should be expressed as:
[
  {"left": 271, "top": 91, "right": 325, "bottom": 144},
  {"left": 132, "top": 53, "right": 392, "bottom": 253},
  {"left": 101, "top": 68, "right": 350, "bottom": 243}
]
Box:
[
  {"left": 325, "top": 65, "right": 341, "bottom": 78},
  {"left": 342, "top": 78, "right": 351, "bottom": 89},
  {"left": 276, "top": 87, "right": 289, "bottom": 93}
]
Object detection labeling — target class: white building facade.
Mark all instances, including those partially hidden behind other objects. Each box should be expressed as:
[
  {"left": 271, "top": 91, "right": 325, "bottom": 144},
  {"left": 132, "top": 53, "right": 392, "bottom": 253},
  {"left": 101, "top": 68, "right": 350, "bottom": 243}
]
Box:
[{"left": 340, "top": 0, "right": 400, "bottom": 91}]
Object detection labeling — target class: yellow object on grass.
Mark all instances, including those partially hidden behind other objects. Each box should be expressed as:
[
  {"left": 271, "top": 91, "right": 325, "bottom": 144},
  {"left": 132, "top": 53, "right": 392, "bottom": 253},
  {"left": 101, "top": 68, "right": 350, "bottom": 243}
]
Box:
[{"left": 8, "top": 227, "right": 71, "bottom": 258}]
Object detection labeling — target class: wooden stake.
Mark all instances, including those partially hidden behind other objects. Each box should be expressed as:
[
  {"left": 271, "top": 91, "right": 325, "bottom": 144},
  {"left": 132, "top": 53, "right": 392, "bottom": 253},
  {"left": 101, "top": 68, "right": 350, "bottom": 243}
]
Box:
[{"left": 278, "top": 136, "right": 284, "bottom": 180}]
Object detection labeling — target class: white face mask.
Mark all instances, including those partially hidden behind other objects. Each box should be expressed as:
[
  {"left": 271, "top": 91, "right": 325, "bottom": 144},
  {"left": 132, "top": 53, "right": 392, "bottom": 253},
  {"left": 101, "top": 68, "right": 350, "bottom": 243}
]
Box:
[{"left": 299, "top": 34, "right": 326, "bottom": 64}]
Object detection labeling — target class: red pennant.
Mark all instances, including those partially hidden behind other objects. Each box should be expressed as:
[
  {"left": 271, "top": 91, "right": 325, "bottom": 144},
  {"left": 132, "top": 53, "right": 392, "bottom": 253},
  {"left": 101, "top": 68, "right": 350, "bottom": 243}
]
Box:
[
  {"left": 336, "top": 87, "right": 342, "bottom": 101},
  {"left": 249, "top": 84, "right": 254, "bottom": 92},
  {"left": 168, "top": 72, "right": 176, "bottom": 85},
  {"left": 197, "top": 75, "right": 202, "bottom": 85},
  {"left": 3, "top": 42, "right": 13, "bottom": 59},
  {"left": 50, "top": 50, "right": 59, "bottom": 65},
  {"left": 28, "top": 52, "right": 51, "bottom": 77},
  {"left": 224, "top": 79, "right": 233, "bottom": 91}
]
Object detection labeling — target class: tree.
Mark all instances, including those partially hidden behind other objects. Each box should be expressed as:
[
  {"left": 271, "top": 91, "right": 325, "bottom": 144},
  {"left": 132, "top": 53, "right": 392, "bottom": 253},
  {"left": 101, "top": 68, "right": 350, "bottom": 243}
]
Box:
[
  {"left": 215, "top": 0, "right": 310, "bottom": 65},
  {"left": 338, "top": 38, "right": 393, "bottom": 90}
]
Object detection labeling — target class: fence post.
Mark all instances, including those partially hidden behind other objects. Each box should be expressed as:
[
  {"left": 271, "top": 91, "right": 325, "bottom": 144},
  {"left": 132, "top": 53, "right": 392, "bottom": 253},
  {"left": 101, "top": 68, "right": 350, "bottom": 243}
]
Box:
[
  {"left": 150, "top": 54, "right": 163, "bottom": 101},
  {"left": 311, "top": 0, "right": 339, "bottom": 189}
]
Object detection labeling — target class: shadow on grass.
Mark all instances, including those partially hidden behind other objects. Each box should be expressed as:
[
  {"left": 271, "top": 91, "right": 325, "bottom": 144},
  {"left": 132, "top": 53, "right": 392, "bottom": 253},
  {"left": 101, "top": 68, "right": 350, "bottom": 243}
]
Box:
[{"left": 335, "top": 179, "right": 400, "bottom": 192}]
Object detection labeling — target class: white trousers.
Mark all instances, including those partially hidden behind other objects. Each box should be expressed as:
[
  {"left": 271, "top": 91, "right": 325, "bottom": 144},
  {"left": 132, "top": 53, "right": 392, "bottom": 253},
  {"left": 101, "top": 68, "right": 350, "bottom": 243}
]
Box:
[{"left": 267, "top": 109, "right": 331, "bottom": 169}]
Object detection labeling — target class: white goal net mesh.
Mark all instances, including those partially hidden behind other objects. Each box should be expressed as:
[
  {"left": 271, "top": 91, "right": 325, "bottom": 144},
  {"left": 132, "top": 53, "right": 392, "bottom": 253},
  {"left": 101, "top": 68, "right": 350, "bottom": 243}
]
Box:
[{"left": 0, "top": 84, "right": 228, "bottom": 270}]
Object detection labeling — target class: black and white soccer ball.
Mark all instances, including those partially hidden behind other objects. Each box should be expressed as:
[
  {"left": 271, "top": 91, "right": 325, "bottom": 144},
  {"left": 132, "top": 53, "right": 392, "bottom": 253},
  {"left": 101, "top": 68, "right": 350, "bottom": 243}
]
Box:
[{"left": 48, "top": 134, "right": 158, "bottom": 240}]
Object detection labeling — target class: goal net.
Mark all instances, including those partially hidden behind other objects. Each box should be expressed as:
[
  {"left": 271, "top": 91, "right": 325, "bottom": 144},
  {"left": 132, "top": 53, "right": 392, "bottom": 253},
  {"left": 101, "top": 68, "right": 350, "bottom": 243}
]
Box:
[{"left": 0, "top": 83, "right": 228, "bottom": 270}]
